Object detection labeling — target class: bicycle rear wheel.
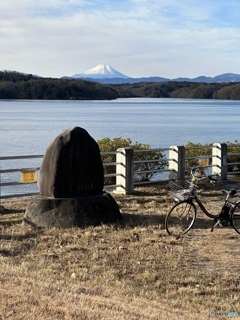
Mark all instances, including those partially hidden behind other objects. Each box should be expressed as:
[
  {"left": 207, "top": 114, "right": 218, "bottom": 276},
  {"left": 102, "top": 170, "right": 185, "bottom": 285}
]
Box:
[
  {"left": 231, "top": 208, "right": 240, "bottom": 235},
  {"left": 165, "top": 201, "right": 196, "bottom": 236}
]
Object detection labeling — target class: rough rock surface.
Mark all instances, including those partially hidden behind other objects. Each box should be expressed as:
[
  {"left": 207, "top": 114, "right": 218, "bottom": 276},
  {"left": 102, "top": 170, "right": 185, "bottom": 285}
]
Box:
[
  {"left": 25, "top": 127, "right": 121, "bottom": 228},
  {"left": 38, "top": 126, "right": 104, "bottom": 198},
  {"left": 24, "top": 192, "right": 122, "bottom": 228}
]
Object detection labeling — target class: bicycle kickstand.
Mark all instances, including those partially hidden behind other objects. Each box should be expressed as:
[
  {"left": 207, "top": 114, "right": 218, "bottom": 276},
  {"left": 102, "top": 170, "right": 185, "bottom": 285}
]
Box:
[{"left": 211, "top": 219, "right": 221, "bottom": 232}]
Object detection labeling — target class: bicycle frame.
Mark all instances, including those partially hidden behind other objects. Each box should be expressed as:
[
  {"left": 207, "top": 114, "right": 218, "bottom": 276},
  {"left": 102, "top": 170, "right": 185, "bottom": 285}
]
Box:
[
  {"left": 194, "top": 194, "right": 219, "bottom": 219},
  {"left": 180, "top": 181, "right": 219, "bottom": 219},
  {"left": 166, "top": 168, "right": 240, "bottom": 235},
  {"left": 185, "top": 189, "right": 240, "bottom": 227}
]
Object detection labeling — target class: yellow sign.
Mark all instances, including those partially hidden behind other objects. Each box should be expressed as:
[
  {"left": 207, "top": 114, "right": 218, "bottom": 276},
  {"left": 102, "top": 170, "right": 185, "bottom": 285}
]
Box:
[{"left": 21, "top": 169, "right": 37, "bottom": 183}]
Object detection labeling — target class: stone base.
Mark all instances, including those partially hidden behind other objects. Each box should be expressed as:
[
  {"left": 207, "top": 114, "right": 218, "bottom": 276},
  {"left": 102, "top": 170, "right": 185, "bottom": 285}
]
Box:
[
  {"left": 24, "top": 192, "right": 122, "bottom": 228},
  {"left": 0, "top": 205, "right": 4, "bottom": 214}
]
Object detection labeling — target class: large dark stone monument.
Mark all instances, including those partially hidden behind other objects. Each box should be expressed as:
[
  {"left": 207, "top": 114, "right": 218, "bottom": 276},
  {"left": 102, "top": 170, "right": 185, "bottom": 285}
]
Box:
[{"left": 24, "top": 127, "right": 122, "bottom": 228}]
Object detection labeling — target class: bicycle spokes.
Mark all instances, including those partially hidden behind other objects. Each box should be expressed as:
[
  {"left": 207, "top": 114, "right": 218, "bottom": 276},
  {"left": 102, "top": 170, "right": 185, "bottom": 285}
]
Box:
[{"left": 165, "top": 201, "right": 196, "bottom": 236}]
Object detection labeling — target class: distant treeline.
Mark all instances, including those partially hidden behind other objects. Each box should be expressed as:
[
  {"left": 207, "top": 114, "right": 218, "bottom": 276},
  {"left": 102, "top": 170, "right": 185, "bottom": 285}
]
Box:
[
  {"left": 113, "top": 81, "right": 240, "bottom": 100},
  {"left": 0, "top": 71, "right": 118, "bottom": 100},
  {"left": 1, "top": 70, "right": 240, "bottom": 100}
]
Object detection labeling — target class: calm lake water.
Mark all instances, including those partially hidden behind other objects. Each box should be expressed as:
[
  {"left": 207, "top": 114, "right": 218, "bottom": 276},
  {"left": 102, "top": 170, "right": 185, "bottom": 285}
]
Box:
[
  {"left": 1, "top": 98, "right": 240, "bottom": 197},
  {"left": 1, "top": 98, "right": 240, "bottom": 156}
]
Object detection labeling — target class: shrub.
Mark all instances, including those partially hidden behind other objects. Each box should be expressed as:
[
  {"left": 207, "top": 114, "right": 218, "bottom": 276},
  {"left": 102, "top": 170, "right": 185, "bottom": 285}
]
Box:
[
  {"left": 97, "top": 137, "right": 166, "bottom": 185},
  {"left": 185, "top": 141, "right": 212, "bottom": 168}
]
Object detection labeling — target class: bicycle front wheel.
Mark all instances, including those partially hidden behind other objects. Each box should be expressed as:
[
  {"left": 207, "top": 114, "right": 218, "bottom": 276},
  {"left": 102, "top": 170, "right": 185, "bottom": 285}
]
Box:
[
  {"left": 165, "top": 201, "right": 196, "bottom": 236},
  {"left": 231, "top": 208, "right": 240, "bottom": 235}
]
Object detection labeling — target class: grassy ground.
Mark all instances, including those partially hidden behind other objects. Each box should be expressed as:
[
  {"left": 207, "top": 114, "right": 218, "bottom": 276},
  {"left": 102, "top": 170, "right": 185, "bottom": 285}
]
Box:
[{"left": 0, "top": 183, "right": 240, "bottom": 320}]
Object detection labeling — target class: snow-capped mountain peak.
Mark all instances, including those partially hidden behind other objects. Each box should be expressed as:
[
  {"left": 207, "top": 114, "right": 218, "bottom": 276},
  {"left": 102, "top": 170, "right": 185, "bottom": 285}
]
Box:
[
  {"left": 84, "top": 64, "right": 114, "bottom": 75},
  {"left": 72, "top": 64, "right": 129, "bottom": 79}
]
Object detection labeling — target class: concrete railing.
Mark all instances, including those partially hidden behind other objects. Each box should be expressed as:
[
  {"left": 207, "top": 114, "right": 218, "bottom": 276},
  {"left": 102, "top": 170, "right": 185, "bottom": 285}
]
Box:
[
  {"left": 115, "top": 143, "right": 240, "bottom": 193},
  {"left": 1, "top": 143, "right": 240, "bottom": 199}
]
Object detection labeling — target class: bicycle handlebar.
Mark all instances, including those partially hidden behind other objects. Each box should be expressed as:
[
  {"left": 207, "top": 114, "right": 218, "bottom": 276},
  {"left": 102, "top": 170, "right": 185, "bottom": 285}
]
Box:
[
  {"left": 190, "top": 167, "right": 240, "bottom": 199},
  {"left": 191, "top": 168, "right": 219, "bottom": 182}
]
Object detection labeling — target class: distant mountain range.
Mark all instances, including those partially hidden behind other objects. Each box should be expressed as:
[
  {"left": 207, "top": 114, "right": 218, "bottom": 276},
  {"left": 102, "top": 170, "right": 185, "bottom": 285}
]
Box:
[
  {"left": 1, "top": 69, "right": 240, "bottom": 100},
  {"left": 65, "top": 64, "right": 240, "bottom": 84}
]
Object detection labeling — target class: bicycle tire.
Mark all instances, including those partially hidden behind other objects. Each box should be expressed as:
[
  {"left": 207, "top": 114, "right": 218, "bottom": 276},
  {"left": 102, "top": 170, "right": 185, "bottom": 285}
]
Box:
[
  {"left": 231, "top": 208, "right": 240, "bottom": 235},
  {"left": 165, "top": 201, "right": 196, "bottom": 236}
]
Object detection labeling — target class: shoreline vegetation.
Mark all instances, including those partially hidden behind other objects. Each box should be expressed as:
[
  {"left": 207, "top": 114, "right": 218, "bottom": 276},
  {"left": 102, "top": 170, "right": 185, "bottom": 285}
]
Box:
[
  {"left": 1, "top": 71, "right": 240, "bottom": 100},
  {"left": 1, "top": 184, "right": 240, "bottom": 319}
]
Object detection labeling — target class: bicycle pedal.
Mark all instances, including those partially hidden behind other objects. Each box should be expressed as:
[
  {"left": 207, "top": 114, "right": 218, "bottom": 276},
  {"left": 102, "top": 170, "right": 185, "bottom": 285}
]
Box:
[{"left": 211, "top": 220, "right": 221, "bottom": 232}]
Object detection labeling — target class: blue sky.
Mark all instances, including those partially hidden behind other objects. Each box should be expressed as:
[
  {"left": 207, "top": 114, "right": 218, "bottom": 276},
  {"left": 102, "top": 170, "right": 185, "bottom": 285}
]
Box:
[{"left": 1, "top": 0, "right": 240, "bottom": 78}]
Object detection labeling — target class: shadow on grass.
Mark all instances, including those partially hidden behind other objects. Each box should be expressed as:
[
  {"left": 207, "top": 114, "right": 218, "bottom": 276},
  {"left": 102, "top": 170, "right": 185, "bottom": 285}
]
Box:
[
  {"left": 119, "top": 213, "right": 164, "bottom": 228},
  {"left": 0, "top": 218, "right": 23, "bottom": 226},
  {"left": 0, "top": 230, "right": 42, "bottom": 241},
  {"left": 0, "top": 208, "right": 25, "bottom": 215},
  {"left": 117, "top": 213, "right": 225, "bottom": 234},
  {"left": 0, "top": 228, "right": 44, "bottom": 257},
  {"left": 165, "top": 215, "right": 234, "bottom": 232}
]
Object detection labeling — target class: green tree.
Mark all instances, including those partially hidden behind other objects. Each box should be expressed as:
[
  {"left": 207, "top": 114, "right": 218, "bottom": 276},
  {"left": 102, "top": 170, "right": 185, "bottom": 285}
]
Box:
[{"left": 97, "top": 137, "right": 166, "bottom": 185}]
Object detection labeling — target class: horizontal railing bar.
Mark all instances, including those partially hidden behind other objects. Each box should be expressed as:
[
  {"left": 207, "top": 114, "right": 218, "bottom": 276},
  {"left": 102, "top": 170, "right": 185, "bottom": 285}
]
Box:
[
  {"left": 0, "top": 167, "right": 40, "bottom": 174},
  {"left": 185, "top": 164, "right": 214, "bottom": 170},
  {"left": 227, "top": 153, "right": 240, "bottom": 156},
  {"left": 134, "top": 159, "right": 166, "bottom": 164},
  {"left": 0, "top": 181, "right": 37, "bottom": 187},
  {"left": 185, "top": 155, "right": 213, "bottom": 160},
  {"left": 133, "top": 148, "right": 170, "bottom": 153},
  {"left": 100, "top": 151, "right": 119, "bottom": 155},
  {"left": 104, "top": 173, "right": 120, "bottom": 178},
  {"left": 0, "top": 151, "right": 120, "bottom": 161},
  {"left": 185, "top": 146, "right": 213, "bottom": 150},
  {"left": 134, "top": 168, "right": 170, "bottom": 175},
  {"left": 102, "top": 162, "right": 121, "bottom": 166},
  {"left": 227, "top": 162, "right": 240, "bottom": 166},
  {"left": 0, "top": 155, "right": 43, "bottom": 161},
  {"left": 228, "top": 171, "right": 240, "bottom": 175},
  {"left": 104, "top": 184, "right": 121, "bottom": 189}
]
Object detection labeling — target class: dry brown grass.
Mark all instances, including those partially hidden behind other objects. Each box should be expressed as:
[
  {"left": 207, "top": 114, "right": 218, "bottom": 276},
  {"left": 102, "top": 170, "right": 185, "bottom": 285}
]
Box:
[{"left": 0, "top": 184, "right": 240, "bottom": 319}]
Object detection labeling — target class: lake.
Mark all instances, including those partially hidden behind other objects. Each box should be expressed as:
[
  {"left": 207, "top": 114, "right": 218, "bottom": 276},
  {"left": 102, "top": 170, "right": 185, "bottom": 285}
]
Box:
[{"left": 1, "top": 98, "right": 240, "bottom": 157}]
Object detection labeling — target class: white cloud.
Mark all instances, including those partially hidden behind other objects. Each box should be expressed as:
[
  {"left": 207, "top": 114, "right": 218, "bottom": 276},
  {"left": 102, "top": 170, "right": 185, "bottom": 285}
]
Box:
[{"left": 1, "top": 0, "right": 240, "bottom": 77}]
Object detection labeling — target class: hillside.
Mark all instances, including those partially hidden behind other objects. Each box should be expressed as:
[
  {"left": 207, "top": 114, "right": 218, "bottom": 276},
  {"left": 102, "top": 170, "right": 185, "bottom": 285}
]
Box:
[
  {"left": 111, "top": 81, "right": 240, "bottom": 100},
  {"left": 1, "top": 71, "right": 240, "bottom": 100},
  {"left": 0, "top": 71, "right": 118, "bottom": 100}
]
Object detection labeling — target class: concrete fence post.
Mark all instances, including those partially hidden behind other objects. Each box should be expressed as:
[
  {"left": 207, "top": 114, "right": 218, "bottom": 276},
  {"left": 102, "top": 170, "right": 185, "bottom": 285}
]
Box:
[
  {"left": 169, "top": 146, "right": 185, "bottom": 185},
  {"left": 115, "top": 148, "right": 134, "bottom": 195},
  {"left": 212, "top": 143, "right": 228, "bottom": 180}
]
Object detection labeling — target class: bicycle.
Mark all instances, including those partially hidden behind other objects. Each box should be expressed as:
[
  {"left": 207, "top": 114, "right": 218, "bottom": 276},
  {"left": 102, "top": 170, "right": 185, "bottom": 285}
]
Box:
[{"left": 165, "top": 168, "right": 240, "bottom": 237}]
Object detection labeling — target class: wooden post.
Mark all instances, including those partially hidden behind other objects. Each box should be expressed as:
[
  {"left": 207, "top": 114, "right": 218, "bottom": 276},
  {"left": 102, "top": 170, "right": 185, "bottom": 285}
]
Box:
[
  {"left": 169, "top": 146, "right": 185, "bottom": 185},
  {"left": 115, "top": 148, "right": 134, "bottom": 195},
  {"left": 212, "top": 143, "right": 227, "bottom": 180}
]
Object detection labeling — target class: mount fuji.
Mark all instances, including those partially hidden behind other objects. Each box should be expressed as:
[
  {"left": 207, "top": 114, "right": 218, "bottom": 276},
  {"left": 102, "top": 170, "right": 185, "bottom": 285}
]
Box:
[{"left": 72, "top": 64, "right": 129, "bottom": 79}]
